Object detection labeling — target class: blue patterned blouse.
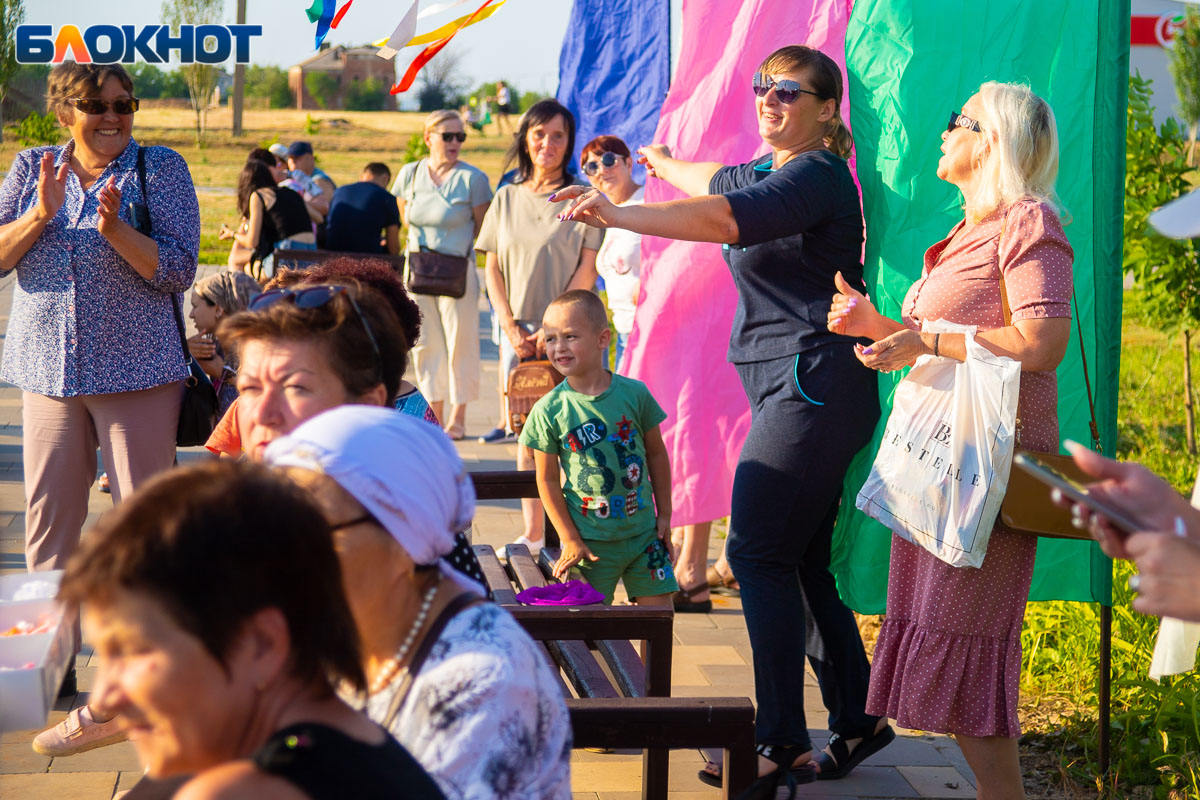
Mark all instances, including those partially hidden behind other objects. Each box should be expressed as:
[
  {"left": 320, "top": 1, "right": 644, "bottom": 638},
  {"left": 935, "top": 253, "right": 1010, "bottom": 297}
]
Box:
[{"left": 0, "top": 138, "right": 200, "bottom": 397}]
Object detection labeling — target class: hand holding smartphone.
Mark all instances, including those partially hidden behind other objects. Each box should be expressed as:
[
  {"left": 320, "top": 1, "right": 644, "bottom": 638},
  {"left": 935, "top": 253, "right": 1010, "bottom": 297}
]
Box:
[{"left": 1013, "top": 453, "right": 1145, "bottom": 537}]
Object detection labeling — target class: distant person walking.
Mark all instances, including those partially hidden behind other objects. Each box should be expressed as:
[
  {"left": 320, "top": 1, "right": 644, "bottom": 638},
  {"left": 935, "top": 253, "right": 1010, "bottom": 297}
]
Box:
[
  {"left": 394, "top": 111, "right": 492, "bottom": 438},
  {"left": 493, "top": 80, "right": 513, "bottom": 136},
  {"left": 0, "top": 61, "right": 199, "bottom": 757},
  {"left": 326, "top": 162, "right": 401, "bottom": 254}
]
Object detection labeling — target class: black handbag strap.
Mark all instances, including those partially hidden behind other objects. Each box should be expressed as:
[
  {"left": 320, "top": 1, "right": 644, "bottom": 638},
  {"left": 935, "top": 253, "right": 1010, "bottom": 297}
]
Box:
[
  {"left": 136, "top": 145, "right": 189, "bottom": 368},
  {"left": 996, "top": 210, "right": 1102, "bottom": 453},
  {"left": 379, "top": 590, "right": 486, "bottom": 729}
]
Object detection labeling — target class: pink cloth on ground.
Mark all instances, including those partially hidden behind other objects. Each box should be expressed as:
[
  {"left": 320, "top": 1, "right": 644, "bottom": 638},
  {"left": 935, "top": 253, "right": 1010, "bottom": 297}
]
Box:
[
  {"left": 516, "top": 580, "right": 605, "bottom": 606},
  {"left": 866, "top": 201, "right": 1074, "bottom": 737},
  {"left": 624, "top": 0, "right": 855, "bottom": 525}
]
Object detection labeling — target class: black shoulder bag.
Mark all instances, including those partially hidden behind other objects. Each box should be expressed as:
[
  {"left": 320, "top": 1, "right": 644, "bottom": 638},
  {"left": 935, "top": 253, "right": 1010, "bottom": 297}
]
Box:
[{"left": 134, "top": 146, "right": 218, "bottom": 446}]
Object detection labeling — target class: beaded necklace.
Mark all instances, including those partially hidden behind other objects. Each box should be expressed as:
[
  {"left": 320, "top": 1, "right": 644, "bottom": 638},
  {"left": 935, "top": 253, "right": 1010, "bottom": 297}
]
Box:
[{"left": 368, "top": 581, "right": 440, "bottom": 695}]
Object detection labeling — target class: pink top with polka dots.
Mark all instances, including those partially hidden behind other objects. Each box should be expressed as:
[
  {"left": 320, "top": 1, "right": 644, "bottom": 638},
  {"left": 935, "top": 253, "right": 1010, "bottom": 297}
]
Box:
[{"left": 866, "top": 199, "right": 1073, "bottom": 738}]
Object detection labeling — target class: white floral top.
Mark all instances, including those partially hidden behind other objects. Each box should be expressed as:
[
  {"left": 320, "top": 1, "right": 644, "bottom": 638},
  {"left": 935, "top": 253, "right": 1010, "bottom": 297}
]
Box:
[{"left": 364, "top": 602, "right": 572, "bottom": 800}]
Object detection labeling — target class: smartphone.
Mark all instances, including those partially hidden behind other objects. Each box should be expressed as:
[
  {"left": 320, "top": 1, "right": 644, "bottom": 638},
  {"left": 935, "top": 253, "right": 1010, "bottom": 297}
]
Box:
[
  {"left": 128, "top": 201, "right": 153, "bottom": 236},
  {"left": 1013, "top": 453, "right": 1144, "bottom": 536}
]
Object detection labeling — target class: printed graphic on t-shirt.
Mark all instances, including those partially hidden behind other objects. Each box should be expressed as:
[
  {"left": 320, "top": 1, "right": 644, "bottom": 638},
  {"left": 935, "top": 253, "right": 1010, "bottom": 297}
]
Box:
[{"left": 562, "top": 415, "right": 648, "bottom": 523}]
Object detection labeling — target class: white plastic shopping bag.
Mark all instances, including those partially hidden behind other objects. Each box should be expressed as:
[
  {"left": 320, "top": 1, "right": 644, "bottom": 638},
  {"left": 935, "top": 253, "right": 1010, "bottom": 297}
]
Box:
[{"left": 856, "top": 320, "right": 1021, "bottom": 568}]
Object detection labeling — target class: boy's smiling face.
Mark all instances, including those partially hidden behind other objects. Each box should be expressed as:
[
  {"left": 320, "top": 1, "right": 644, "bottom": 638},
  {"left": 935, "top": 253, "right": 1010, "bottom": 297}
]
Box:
[{"left": 543, "top": 302, "right": 610, "bottom": 378}]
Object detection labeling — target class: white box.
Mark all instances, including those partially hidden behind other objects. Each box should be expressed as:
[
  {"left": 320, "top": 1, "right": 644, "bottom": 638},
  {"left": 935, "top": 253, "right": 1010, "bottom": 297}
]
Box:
[{"left": 0, "top": 572, "right": 75, "bottom": 733}]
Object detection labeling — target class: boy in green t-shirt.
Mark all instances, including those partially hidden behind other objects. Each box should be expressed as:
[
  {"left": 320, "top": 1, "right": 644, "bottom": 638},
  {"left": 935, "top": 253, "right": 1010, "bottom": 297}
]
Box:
[{"left": 520, "top": 290, "right": 678, "bottom": 604}]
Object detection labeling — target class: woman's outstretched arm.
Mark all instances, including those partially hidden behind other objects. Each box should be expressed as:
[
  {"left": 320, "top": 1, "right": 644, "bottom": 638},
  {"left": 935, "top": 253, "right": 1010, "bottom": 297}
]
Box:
[{"left": 550, "top": 186, "right": 739, "bottom": 245}]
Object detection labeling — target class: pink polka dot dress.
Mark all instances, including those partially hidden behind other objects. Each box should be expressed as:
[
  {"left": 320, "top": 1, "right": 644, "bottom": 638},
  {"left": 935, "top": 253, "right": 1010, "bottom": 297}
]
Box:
[{"left": 865, "top": 199, "right": 1073, "bottom": 738}]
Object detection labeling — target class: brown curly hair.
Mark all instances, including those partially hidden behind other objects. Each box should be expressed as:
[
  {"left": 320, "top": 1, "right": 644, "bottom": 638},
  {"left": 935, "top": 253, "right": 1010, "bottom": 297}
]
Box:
[{"left": 46, "top": 62, "right": 135, "bottom": 124}]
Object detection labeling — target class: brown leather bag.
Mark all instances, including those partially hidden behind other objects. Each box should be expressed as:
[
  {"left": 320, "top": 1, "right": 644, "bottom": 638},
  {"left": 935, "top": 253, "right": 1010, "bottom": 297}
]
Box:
[
  {"left": 507, "top": 359, "right": 564, "bottom": 436},
  {"left": 996, "top": 219, "right": 1102, "bottom": 540},
  {"left": 406, "top": 249, "right": 469, "bottom": 298}
]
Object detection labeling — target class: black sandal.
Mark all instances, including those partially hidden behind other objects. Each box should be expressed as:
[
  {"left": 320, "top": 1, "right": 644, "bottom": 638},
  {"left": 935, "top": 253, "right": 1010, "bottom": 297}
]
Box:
[
  {"left": 813, "top": 722, "right": 895, "bottom": 780},
  {"left": 673, "top": 582, "right": 713, "bottom": 613},
  {"left": 697, "top": 743, "right": 816, "bottom": 798}
]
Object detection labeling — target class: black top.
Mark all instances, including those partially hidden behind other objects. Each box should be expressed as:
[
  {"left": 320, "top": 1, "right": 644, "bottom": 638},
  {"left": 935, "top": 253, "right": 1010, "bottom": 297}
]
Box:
[
  {"left": 325, "top": 182, "right": 401, "bottom": 254},
  {"left": 710, "top": 150, "right": 866, "bottom": 363},
  {"left": 252, "top": 722, "right": 445, "bottom": 800},
  {"left": 255, "top": 186, "right": 312, "bottom": 261}
]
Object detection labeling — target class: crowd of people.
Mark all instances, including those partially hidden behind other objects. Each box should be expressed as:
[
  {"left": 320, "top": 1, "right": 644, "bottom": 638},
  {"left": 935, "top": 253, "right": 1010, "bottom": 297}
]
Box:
[{"left": 0, "top": 48, "right": 1197, "bottom": 800}]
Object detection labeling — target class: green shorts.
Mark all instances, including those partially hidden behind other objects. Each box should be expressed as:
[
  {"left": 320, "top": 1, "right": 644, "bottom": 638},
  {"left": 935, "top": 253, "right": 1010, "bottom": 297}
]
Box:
[{"left": 575, "top": 528, "right": 678, "bottom": 603}]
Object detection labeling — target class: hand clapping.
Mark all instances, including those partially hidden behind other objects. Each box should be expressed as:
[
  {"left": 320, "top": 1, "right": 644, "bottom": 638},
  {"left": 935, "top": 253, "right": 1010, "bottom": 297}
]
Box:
[
  {"left": 36, "top": 151, "right": 69, "bottom": 222},
  {"left": 96, "top": 175, "right": 123, "bottom": 236}
]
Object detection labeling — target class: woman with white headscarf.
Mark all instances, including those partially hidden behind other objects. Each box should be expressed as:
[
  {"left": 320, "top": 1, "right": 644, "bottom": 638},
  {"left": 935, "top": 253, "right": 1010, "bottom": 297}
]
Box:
[{"left": 267, "top": 406, "right": 572, "bottom": 800}]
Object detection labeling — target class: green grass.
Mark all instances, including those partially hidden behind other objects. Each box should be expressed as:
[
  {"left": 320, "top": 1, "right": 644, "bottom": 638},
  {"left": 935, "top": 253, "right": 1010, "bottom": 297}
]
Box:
[{"left": 1019, "top": 294, "right": 1200, "bottom": 798}]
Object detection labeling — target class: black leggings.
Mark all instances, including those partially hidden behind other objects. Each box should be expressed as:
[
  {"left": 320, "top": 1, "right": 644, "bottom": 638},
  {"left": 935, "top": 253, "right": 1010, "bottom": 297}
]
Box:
[{"left": 727, "top": 343, "right": 880, "bottom": 749}]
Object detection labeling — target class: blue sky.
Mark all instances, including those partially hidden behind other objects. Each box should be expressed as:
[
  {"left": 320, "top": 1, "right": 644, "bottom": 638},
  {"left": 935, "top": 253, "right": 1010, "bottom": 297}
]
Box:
[{"left": 27, "top": 0, "right": 575, "bottom": 95}]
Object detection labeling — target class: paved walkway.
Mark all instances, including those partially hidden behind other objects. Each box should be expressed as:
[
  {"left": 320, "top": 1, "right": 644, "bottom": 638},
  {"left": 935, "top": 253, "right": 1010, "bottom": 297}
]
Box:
[{"left": 0, "top": 267, "right": 978, "bottom": 799}]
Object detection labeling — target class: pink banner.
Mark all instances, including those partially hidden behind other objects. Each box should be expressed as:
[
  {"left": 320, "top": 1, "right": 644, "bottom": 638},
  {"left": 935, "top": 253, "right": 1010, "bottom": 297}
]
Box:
[{"left": 623, "top": 0, "right": 853, "bottom": 525}]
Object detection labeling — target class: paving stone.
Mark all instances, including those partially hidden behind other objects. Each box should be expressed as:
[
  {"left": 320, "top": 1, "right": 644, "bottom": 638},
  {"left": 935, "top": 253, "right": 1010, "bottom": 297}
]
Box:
[
  {"left": 0, "top": 771, "right": 120, "bottom": 800},
  {"left": 49, "top": 740, "right": 141, "bottom": 773},
  {"left": 792, "top": 766, "right": 919, "bottom": 797},
  {"left": 0, "top": 742, "right": 50, "bottom": 773},
  {"left": 857, "top": 734, "right": 951, "bottom": 768},
  {"left": 675, "top": 625, "right": 750, "bottom": 647},
  {"left": 572, "top": 759, "right": 642, "bottom": 792},
  {"left": 672, "top": 645, "right": 747, "bottom": 668},
  {"left": 895, "top": 766, "right": 975, "bottom": 798},
  {"left": 698, "top": 663, "right": 755, "bottom": 686}
]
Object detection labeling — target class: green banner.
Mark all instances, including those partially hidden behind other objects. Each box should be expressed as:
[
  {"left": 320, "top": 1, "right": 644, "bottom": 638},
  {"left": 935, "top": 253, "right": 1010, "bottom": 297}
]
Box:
[{"left": 835, "top": 0, "right": 1130, "bottom": 612}]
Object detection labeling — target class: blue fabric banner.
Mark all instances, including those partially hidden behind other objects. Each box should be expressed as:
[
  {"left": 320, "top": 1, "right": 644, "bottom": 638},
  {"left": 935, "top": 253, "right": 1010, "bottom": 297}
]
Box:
[{"left": 556, "top": 0, "right": 671, "bottom": 182}]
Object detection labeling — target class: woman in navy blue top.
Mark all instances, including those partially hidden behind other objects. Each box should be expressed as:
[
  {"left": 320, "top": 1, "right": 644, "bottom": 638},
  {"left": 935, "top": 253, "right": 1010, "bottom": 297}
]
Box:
[
  {"left": 0, "top": 62, "right": 199, "bottom": 756},
  {"left": 553, "top": 45, "right": 891, "bottom": 794}
]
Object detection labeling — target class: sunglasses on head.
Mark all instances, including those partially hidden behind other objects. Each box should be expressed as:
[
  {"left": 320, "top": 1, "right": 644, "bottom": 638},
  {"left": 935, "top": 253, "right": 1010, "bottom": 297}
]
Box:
[
  {"left": 248, "top": 285, "right": 383, "bottom": 385},
  {"left": 582, "top": 152, "right": 623, "bottom": 176},
  {"left": 67, "top": 97, "right": 140, "bottom": 115},
  {"left": 947, "top": 111, "right": 983, "bottom": 133},
  {"left": 439, "top": 131, "right": 467, "bottom": 143},
  {"left": 751, "top": 73, "right": 822, "bottom": 105}
]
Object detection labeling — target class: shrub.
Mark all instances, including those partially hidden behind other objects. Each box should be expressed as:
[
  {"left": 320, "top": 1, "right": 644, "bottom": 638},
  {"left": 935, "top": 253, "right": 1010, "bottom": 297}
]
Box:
[{"left": 10, "top": 111, "right": 60, "bottom": 146}]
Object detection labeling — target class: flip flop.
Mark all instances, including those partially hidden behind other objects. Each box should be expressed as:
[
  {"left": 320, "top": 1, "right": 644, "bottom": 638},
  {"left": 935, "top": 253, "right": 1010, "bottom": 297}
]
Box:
[
  {"left": 814, "top": 723, "right": 896, "bottom": 780},
  {"left": 706, "top": 563, "right": 740, "bottom": 594},
  {"left": 697, "top": 743, "right": 817, "bottom": 797}
]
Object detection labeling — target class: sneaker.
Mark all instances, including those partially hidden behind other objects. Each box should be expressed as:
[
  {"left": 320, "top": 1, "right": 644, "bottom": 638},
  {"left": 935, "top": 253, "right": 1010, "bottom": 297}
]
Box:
[
  {"left": 97, "top": 472, "right": 111, "bottom": 494},
  {"left": 32, "top": 706, "right": 129, "bottom": 757},
  {"left": 478, "top": 427, "right": 516, "bottom": 444},
  {"left": 510, "top": 534, "right": 544, "bottom": 556}
]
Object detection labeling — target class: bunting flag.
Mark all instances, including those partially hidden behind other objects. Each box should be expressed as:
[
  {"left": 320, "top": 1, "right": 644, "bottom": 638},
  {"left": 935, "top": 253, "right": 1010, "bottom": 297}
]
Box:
[
  {"left": 556, "top": 0, "right": 671, "bottom": 182},
  {"left": 331, "top": 0, "right": 354, "bottom": 29},
  {"left": 305, "top": 0, "right": 337, "bottom": 48},
  {"left": 391, "top": 0, "right": 501, "bottom": 94},
  {"left": 624, "top": 0, "right": 853, "bottom": 526},
  {"left": 375, "top": 1, "right": 420, "bottom": 60},
  {"left": 832, "top": 0, "right": 1129, "bottom": 612},
  {"left": 374, "top": 0, "right": 507, "bottom": 55}
]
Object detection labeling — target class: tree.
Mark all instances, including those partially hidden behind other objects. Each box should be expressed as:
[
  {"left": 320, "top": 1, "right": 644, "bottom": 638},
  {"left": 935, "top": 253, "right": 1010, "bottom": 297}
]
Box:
[
  {"left": 305, "top": 72, "right": 339, "bottom": 110},
  {"left": 1169, "top": 5, "right": 1200, "bottom": 164},
  {"left": 1124, "top": 74, "right": 1200, "bottom": 452},
  {"left": 0, "top": 0, "right": 25, "bottom": 143},
  {"left": 417, "top": 49, "right": 465, "bottom": 112},
  {"left": 161, "top": 0, "right": 223, "bottom": 146},
  {"left": 245, "top": 66, "right": 292, "bottom": 109},
  {"left": 231, "top": 0, "right": 246, "bottom": 136},
  {"left": 345, "top": 77, "right": 387, "bottom": 112}
]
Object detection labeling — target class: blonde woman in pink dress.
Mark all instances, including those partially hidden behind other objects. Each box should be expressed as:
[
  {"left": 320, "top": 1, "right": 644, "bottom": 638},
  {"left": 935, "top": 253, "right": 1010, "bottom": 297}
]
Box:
[{"left": 827, "top": 82, "right": 1073, "bottom": 799}]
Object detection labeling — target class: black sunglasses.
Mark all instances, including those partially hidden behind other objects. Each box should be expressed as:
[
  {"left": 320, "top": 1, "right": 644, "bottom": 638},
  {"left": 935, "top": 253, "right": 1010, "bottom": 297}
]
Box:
[
  {"left": 751, "top": 73, "right": 822, "bottom": 105},
  {"left": 248, "top": 285, "right": 383, "bottom": 385},
  {"left": 947, "top": 111, "right": 983, "bottom": 133},
  {"left": 68, "top": 97, "right": 140, "bottom": 115},
  {"left": 582, "top": 152, "right": 623, "bottom": 176},
  {"left": 439, "top": 131, "right": 467, "bottom": 143}
]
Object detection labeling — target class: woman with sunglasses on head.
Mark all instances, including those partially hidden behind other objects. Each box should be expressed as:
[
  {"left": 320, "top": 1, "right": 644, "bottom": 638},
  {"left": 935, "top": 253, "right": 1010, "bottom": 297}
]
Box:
[
  {"left": 221, "top": 159, "right": 315, "bottom": 283},
  {"left": 579, "top": 135, "right": 642, "bottom": 371},
  {"left": 0, "top": 62, "right": 200, "bottom": 759},
  {"left": 393, "top": 110, "right": 493, "bottom": 439},
  {"left": 827, "top": 83, "right": 1072, "bottom": 799},
  {"left": 554, "top": 46, "right": 890, "bottom": 795}
]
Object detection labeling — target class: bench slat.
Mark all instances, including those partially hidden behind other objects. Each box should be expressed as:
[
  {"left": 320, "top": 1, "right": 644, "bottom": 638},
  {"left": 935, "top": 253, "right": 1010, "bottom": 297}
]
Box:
[
  {"left": 471, "top": 545, "right": 517, "bottom": 605},
  {"left": 504, "top": 544, "right": 547, "bottom": 591},
  {"left": 595, "top": 639, "right": 646, "bottom": 698},
  {"left": 546, "top": 641, "right": 620, "bottom": 699}
]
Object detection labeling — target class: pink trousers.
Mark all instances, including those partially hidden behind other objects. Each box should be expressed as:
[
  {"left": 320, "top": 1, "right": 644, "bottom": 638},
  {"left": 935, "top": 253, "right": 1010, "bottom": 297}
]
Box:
[{"left": 23, "top": 382, "right": 181, "bottom": 574}]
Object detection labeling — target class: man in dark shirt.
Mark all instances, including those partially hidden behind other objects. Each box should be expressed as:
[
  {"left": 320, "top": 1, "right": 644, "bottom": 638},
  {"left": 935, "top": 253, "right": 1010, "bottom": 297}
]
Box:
[{"left": 324, "top": 163, "right": 401, "bottom": 254}]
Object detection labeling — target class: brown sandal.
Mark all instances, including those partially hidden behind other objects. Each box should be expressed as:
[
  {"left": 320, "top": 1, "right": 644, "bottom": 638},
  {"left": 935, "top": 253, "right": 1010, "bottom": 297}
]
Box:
[{"left": 706, "top": 564, "right": 740, "bottom": 593}]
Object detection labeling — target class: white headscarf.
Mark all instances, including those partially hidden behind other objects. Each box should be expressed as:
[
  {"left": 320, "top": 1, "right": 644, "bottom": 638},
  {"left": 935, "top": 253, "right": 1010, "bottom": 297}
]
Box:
[{"left": 265, "top": 406, "right": 480, "bottom": 593}]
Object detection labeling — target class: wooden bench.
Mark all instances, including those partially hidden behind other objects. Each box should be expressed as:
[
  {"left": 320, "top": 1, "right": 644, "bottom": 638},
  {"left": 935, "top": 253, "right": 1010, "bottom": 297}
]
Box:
[
  {"left": 473, "top": 542, "right": 755, "bottom": 799},
  {"left": 470, "top": 470, "right": 560, "bottom": 549}
]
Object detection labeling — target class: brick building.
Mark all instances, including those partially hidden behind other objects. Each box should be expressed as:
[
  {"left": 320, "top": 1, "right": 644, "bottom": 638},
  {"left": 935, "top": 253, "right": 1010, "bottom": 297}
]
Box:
[{"left": 288, "top": 44, "right": 397, "bottom": 111}]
